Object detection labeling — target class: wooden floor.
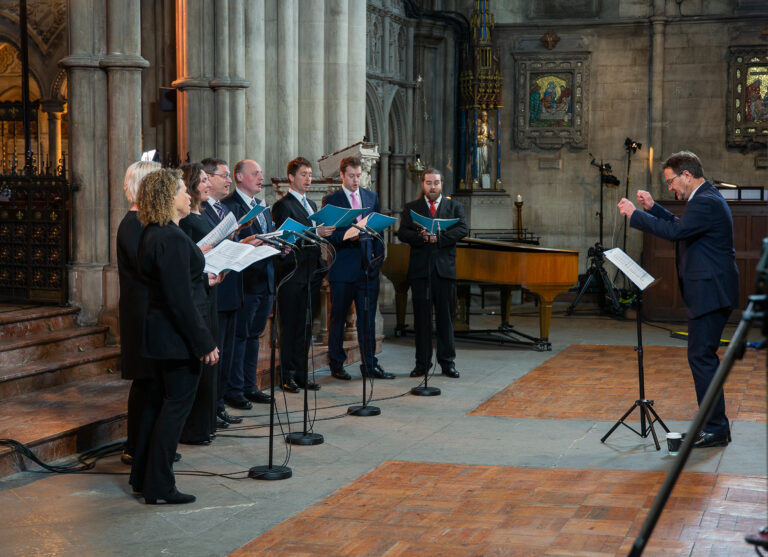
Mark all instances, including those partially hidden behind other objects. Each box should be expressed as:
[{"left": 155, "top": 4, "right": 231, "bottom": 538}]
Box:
[
  {"left": 232, "top": 461, "right": 766, "bottom": 556},
  {"left": 471, "top": 345, "right": 766, "bottom": 422}
]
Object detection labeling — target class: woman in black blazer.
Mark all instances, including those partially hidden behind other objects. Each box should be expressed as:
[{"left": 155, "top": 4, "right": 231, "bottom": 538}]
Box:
[
  {"left": 129, "top": 168, "right": 219, "bottom": 505},
  {"left": 116, "top": 160, "right": 160, "bottom": 464},
  {"left": 178, "top": 163, "right": 219, "bottom": 445}
]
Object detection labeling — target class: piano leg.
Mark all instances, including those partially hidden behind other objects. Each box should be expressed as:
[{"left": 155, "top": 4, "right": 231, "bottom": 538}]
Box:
[
  {"left": 536, "top": 287, "right": 562, "bottom": 342},
  {"left": 394, "top": 281, "right": 410, "bottom": 337}
]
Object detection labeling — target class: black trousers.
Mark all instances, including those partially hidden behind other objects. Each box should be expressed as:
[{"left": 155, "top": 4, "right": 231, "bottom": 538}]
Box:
[
  {"left": 687, "top": 307, "right": 731, "bottom": 436},
  {"left": 411, "top": 272, "right": 456, "bottom": 370},
  {"left": 277, "top": 279, "right": 312, "bottom": 384},
  {"left": 130, "top": 358, "right": 201, "bottom": 498}
]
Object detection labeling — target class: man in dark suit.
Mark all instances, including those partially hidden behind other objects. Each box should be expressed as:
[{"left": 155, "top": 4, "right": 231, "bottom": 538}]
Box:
[
  {"left": 271, "top": 157, "right": 335, "bottom": 392},
  {"left": 619, "top": 151, "right": 739, "bottom": 448},
  {"left": 397, "top": 168, "right": 468, "bottom": 379},
  {"left": 221, "top": 159, "right": 275, "bottom": 409},
  {"left": 325, "top": 156, "right": 394, "bottom": 381},
  {"left": 201, "top": 157, "right": 243, "bottom": 427}
]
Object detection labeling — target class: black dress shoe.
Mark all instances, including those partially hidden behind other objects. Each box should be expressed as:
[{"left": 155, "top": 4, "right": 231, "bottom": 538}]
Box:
[
  {"left": 145, "top": 489, "right": 196, "bottom": 505},
  {"left": 244, "top": 390, "right": 272, "bottom": 404},
  {"left": 441, "top": 364, "right": 460, "bottom": 379},
  {"left": 173, "top": 452, "right": 182, "bottom": 462},
  {"left": 217, "top": 409, "right": 242, "bottom": 424},
  {"left": 410, "top": 367, "right": 427, "bottom": 377},
  {"left": 297, "top": 380, "right": 321, "bottom": 391},
  {"left": 331, "top": 367, "right": 352, "bottom": 380},
  {"left": 282, "top": 379, "right": 301, "bottom": 393},
  {"left": 693, "top": 431, "right": 730, "bottom": 448},
  {"left": 363, "top": 365, "right": 395, "bottom": 379},
  {"left": 223, "top": 395, "right": 253, "bottom": 410},
  {"left": 121, "top": 452, "right": 133, "bottom": 465},
  {"left": 216, "top": 418, "right": 229, "bottom": 429}
]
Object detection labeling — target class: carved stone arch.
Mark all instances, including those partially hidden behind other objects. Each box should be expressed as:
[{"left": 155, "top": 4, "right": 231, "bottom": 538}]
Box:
[
  {"left": 50, "top": 69, "right": 66, "bottom": 101},
  {"left": 388, "top": 87, "right": 407, "bottom": 155},
  {"left": 365, "top": 79, "right": 385, "bottom": 147},
  {"left": 0, "top": 35, "right": 45, "bottom": 100}
]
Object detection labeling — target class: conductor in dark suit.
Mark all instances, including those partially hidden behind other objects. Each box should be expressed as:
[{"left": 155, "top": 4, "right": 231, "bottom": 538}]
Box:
[
  {"left": 325, "top": 156, "right": 394, "bottom": 381},
  {"left": 397, "top": 168, "right": 468, "bottom": 379},
  {"left": 221, "top": 159, "right": 274, "bottom": 408},
  {"left": 130, "top": 168, "right": 219, "bottom": 504},
  {"left": 271, "top": 157, "right": 335, "bottom": 392},
  {"left": 619, "top": 151, "right": 739, "bottom": 448}
]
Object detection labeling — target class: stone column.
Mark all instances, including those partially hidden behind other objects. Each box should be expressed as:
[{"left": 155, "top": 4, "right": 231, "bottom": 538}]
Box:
[
  {"left": 298, "top": 0, "right": 324, "bottom": 164},
  {"left": 346, "top": 0, "right": 366, "bottom": 142},
  {"left": 324, "top": 0, "right": 348, "bottom": 153},
  {"left": 649, "top": 12, "right": 666, "bottom": 196},
  {"left": 59, "top": 0, "right": 109, "bottom": 325},
  {"left": 244, "top": 0, "right": 266, "bottom": 164},
  {"left": 40, "top": 100, "right": 64, "bottom": 170},
  {"left": 212, "top": 0, "right": 231, "bottom": 162},
  {"left": 228, "top": 0, "right": 247, "bottom": 164},
  {"left": 174, "top": 0, "right": 215, "bottom": 161},
  {"left": 98, "top": 0, "right": 149, "bottom": 334},
  {"left": 277, "top": 0, "right": 298, "bottom": 165}
]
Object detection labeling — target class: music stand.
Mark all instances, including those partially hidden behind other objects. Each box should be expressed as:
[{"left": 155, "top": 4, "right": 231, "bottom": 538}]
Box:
[{"left": 600, "top": 248, "right": 669, "bottom": 450}]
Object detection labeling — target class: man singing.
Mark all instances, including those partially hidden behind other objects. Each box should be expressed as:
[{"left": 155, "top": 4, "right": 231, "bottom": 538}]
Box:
[
  {"left": 325, "top": 156, "right": 393, "bottom": 381},
  {"left": 398, "top": 168, "right": 468, "bottom": 379},
  {"left": 618, "top": 151, "right": 739, "bottom": 448}
]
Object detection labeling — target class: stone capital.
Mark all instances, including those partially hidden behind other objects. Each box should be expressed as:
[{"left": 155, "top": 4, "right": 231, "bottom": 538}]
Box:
[
  {"left": 58, "top": 54, "right": 102, "bottom": 70},
  {"left": 172, "top": 76, "right": 212, "bottom": 90},
  {"left": 99, "top": 53, "right": 150, "bottom": 70},
  {"left": 41, "top": 100, "right": 66, "bottom": 114}
]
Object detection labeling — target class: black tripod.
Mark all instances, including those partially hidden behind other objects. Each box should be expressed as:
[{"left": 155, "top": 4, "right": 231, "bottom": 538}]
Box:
[
  {"left": 601, "top": 286, "right": 668, "bottom": 450},
  {"left": 567, "top": 158, "right": 624, "bottom": 316}
]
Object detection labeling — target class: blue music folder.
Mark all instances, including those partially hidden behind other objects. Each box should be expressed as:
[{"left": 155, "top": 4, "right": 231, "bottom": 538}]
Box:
[
  {"left": 410, "top": 210, "right": 460, "bottom": 234},
  {"left": 238, "top": 203, "right": 266, "bottom": 226},
  {"left": 310, "top": 204, "right": 366, "bottom": 227},
  {"left": 277, "top": 217, "right": 309, "bottom": 244},
  {"left": 364, "top": 212, "right": 397, "bottom": 233}
]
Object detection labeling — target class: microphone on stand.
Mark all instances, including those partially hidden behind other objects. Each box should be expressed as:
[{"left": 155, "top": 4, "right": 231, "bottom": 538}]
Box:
[
  {"left": 302, "top": 229, "right": 330, "bottom": 244},
  {"left": 291, "top": 230, "right": 318, "bottom": 244}
]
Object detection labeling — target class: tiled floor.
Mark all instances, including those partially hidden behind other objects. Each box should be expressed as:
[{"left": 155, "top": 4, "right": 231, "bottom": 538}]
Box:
[
  {"left": 232, "top": 461, "right": 767, "bottom": 556},
  {"left": 471, "top": 345, "right": 766, "bottom": 423}
]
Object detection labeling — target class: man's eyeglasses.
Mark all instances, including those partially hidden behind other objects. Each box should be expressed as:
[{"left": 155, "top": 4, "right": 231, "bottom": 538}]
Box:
[
  {"left": 665, "top": 173, "right": 681, "bottom": 187},
  {"left": 210, "top": 172, "right": 231, "bottom": 179}
]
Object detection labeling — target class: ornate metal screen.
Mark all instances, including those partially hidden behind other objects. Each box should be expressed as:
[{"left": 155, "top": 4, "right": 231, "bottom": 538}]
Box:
[{"left": 0, "top": 166, "right": 71, "bottom": 303}]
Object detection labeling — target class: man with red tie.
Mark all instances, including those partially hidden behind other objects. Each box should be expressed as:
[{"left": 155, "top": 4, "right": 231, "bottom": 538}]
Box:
[{"left": 397, "top": 168, "right": 468, "bottom": 379}]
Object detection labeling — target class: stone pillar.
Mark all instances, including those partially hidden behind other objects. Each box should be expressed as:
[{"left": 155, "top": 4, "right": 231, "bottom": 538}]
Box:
[
  {"left": 324, "top": 0, "right": 348, "bottom": 153},
  {"left": 228, "top": 0, "right": 247, "bottom": 164},
  {"left": 244, "top": 0, "right": 266, "bottom": 164},
  {"left": 99, "top": 0, "right": 149, "bottom": 334},
  {"left": 60, "top": 0, "right": 109, "bottom": 325},
  {"left": 649, "top": 13, "right": 666, "bottom": 197},
  {"left": 277, "top": 0, "right": 298, "bottom": 165},
  {"left": 346, "top": 0, "right": 366, "bottom": 142},
  {"left": 174, "top": 0, "right": 215, "bottom": 161},
  {"left": 40, "top": 100, "right": 64, "bottom": 170},
  {"left": 298, "top": 0, "right": 324, "bottom": 164},
  {"left": 213, "top": 0, "right": 231, "bottom": 162}
]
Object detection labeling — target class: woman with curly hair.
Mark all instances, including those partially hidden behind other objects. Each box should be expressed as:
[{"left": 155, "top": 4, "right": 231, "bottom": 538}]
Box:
[{"left": 129, "top": 168, "right": 219, "bottom": 505}]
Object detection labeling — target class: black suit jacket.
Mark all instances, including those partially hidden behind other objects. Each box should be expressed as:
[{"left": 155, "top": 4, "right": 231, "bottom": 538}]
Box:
[
  {"left": 630, "top": 181, "right": 739, "bottom": 318},
  {"left": 138, "top": 222, "right": 216, "bottom": 360},
  {"left": 271, "top": 191, "right": 321, "bottom": 285},
  {"left": 398, "top": 196, "right": 468, "bottom": 280},
  {"left": 221, "top": 190, "right": 275, "bottom": 294}
]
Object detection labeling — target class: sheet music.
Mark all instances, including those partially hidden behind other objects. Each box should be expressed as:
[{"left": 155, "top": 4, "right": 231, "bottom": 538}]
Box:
[
  {"left": 197, "top": 213, "right": 237, "bottom": 247},
  {"left": 204, "top": 239, "right": 280, "bottom": 274},
  {"left": 604, "top": 248, "right": 656, "bottom": 290}
]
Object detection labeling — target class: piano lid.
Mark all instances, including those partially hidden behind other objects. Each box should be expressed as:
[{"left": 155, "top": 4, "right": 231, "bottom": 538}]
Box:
[{"left": 458, "top": 237, "right": 579, "bottom": 255}]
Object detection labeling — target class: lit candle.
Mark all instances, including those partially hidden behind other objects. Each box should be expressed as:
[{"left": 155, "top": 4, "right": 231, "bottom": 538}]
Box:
[{"left": 516, "top": 194, "right": 523, "bottom": 203}]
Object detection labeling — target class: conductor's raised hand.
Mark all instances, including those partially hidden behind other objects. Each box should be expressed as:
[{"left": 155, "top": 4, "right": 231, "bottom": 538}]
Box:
[
  {"left": 636, "top": 190, "right": 654, "bottom": 211},
  {"left": 201, "top": 347, "right": 220, "bottom": 365},
  {"left": 618, "top": 198, "right": 636, "bottom": 218},
  {"left": 317, "top": 225, "right": 335, "bottom": 238}
]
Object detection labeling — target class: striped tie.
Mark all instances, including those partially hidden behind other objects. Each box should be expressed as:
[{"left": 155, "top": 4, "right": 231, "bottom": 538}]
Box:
[{"left": 214, "top": 201, "right": 225, "bottom": 220}]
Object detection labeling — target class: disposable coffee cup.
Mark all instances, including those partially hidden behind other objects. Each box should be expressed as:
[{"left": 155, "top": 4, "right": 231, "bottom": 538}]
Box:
[{"left": 666, "top": 432, "right": 682, "bottom": 455}]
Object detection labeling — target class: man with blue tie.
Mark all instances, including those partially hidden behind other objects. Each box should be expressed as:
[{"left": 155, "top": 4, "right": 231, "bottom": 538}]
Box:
[
  {"left": 221, "top": 159, "right": 275, "bottom": 409},
  {"left": 201, "top": 157, "right": 243, "bottom": 427},
  {"left": 324, "top": 157, "right": 394, "bottom": 381},
  {"left": 619, "top": 151, "right": 739, "bottom": 448}
]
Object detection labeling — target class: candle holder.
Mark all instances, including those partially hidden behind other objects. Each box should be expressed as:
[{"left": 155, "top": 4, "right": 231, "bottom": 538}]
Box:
[{"left": 515, "top": 196, "right": 523, "bottom": 239}]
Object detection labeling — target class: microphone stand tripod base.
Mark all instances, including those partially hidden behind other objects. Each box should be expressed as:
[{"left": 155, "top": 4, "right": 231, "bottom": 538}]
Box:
[
  {"left": 285, "top": 432, "right": 324, "bottom": 446},
  {"left": 348, "top": 404, "right": 381, "bottom": 416},
  {"left": 248, "top": 465, "right": 292, "bottom": 480},
  {"left": 411, "top": 385, "right": 441, "bottom": 396}
]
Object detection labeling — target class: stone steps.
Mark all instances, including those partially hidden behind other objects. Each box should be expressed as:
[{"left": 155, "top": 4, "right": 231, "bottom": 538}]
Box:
[{"left": 0, "top": 305, "right": 126, "bottom": 479}]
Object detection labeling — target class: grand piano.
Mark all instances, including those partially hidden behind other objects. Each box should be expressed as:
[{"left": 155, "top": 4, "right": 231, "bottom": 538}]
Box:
[{"left": 381, "top": 238, "right": 579, "bottom": 350}]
